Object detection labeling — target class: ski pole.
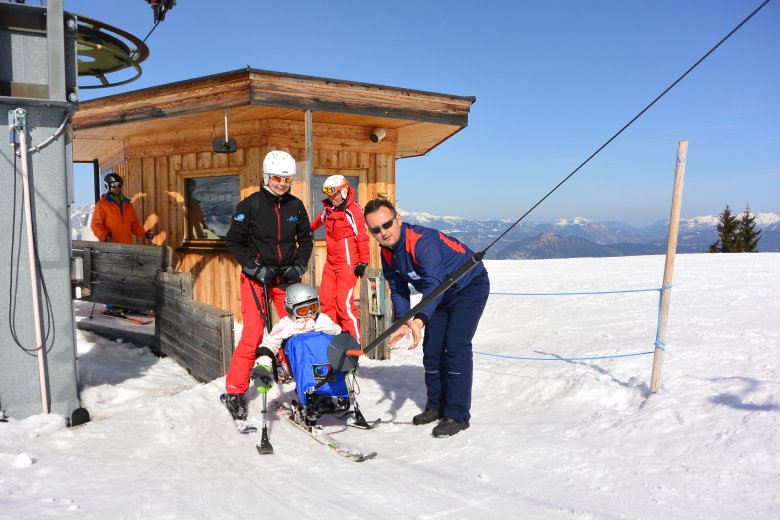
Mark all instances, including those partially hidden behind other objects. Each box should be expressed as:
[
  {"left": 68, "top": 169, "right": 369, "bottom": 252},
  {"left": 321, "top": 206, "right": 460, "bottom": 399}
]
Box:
[
  {"left": 247, "top": 279, "right": 275, "bottom": 453},
  {"left": 257, "top": 391, "right": 273, "bottom": 455},
  {"left": 261, "top": 281, "right": 273, "bottom": 333},
  {"left": 247, "top": 280, "right": 272, "bottom": 333}
]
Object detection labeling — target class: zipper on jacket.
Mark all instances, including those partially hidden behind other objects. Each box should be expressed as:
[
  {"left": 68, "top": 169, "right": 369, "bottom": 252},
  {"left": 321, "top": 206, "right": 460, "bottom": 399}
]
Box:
[
  {"left": 275, "top": 201, "right": 282, "bottom": 265},
  {"left": 109, "top": 194, "right": 126, "bottom": 224}
]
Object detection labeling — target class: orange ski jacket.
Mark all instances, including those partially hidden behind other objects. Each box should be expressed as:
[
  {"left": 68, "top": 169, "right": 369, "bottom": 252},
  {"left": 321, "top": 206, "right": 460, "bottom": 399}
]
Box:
[{"left": 91, "top": 193, "right": 147, "bottom": 243}]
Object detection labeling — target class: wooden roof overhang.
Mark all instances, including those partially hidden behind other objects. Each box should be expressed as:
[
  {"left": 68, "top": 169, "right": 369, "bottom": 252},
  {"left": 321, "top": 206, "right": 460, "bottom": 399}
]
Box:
[{"left": 72, "top": 68, "right": 476, "bottom": 169}]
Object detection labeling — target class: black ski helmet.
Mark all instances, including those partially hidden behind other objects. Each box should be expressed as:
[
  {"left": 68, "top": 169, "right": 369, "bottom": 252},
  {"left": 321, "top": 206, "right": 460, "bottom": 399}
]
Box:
[{"left": 104, "top": 172, "right": 122, "bottom": 190}]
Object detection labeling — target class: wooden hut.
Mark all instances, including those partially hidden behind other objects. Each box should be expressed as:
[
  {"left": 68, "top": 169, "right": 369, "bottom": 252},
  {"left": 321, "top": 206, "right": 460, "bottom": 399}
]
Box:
[{"left": 72, "top": 68, "right": 475, "bottom": 321}]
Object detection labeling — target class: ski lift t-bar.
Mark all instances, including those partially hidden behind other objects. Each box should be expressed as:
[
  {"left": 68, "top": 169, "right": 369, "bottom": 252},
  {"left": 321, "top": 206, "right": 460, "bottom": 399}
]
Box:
[{"left": 334, "top": 250, "right": 485, "bottom": 368}]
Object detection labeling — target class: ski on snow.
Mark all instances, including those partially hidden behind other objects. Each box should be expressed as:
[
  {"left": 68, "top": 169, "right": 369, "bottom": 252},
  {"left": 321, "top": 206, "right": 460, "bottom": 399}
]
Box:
[
  {"left": 219, "top": 394, "right": 377, "bottom": 461},
  {"left": 275, "top": 402, "right": 377, "bottom": 462},
  {"left": 100, "top": 310, "right": 153, "bottom": 325}
]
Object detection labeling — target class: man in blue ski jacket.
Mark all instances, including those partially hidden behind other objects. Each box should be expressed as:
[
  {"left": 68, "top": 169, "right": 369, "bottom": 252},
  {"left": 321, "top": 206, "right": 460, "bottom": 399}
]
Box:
[{"left": 363, "top": 198, "right": 490, "bottom": 437}]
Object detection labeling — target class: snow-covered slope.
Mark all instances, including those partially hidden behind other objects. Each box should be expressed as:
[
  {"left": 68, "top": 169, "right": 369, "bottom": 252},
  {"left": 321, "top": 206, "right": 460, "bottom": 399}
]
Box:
[{"left": 2, "top": 253, "right": 778, "bottom": 519}]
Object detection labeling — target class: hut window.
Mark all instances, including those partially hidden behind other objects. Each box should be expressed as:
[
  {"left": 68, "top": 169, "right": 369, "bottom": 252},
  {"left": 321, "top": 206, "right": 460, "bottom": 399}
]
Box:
[
  {"left": 311, "top": 173, "right": 360, "bottom": 241},
  {"left": 185, "top": 175, "right": 240, "bottom": 240}
]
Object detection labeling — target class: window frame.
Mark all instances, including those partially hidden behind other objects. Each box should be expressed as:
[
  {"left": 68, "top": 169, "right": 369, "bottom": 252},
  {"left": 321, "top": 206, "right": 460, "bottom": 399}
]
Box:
[{"left": 177, "top": 167, "right": 242, "bottom": 253}]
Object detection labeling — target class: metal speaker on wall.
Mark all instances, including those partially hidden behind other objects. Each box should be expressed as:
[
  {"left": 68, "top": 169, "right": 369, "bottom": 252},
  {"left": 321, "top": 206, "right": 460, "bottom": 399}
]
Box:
[
  {"left": 213, "top": 109, "right": 238, "bottom": 153},
  {"left": 212, "top": 138, "right": 237, "bottom": 153},
  {"left": 370, "top": 128, "right": 386, "bottom": 143}
]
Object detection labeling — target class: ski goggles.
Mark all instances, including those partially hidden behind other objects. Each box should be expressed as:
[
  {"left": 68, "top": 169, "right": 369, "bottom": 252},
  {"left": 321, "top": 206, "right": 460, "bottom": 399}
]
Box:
[
  {"left": 293, "top": 302, "right": 320, "bottom": 317},
  {"left": 108, "top": 181, "right": 122, "bottom": 188},
  {"left": 368, "top": 216, "right": 396, "bottom": 234},
  {"left": 322, "top": 184, "right": 347, "bottom": 196},
  {"left": 269, "top": 175, "right": 292, "bottom": 184}
]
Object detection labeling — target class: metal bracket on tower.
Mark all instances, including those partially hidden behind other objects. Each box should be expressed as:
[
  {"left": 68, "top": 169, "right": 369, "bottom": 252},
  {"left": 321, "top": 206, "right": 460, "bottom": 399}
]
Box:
[
  {"left": 8, "top": 108, "right": 26, "bottom": 130},
  {"left": 7, "top": 108, "right": 25, "bottom": 148}
]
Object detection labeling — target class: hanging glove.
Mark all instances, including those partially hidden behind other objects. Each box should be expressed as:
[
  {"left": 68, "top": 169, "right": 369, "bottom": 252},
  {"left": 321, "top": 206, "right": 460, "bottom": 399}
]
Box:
[
  {"left": 251, "top": 364, "right": 273, "bottom": 394},
  {"left": 145, "top": 230, "right": 154, "bottom": 240},
  {"left": 281, "top": 264, "right": 305, "bottom": 284},
  {"left": 243, "top": 263, "right": 277, "bottom": 285},
  {"left": 105, "top": 233, "right": 112, "bottom": 243},
  {"left": 353, "top": 263, "right": 367, "bottom": 278}
]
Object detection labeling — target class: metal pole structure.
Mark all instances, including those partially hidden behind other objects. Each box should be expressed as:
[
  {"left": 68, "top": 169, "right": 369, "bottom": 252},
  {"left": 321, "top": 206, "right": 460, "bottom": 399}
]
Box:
[
  {"left": 93, "top": 159, "right": 101, "bottom": 202},
  {"left": 16, "top": 110, "right": 50, "bottom": 414},
  {"left": 1, "top": 0, "right": 82, "bottom": 421},
  {"left": 305, "top": 109, "right": 315, "bottom": 285},
  {"left": 650, "top": 140, "right": 687, "bottom": 394},
  {"left": 47, "top": 0, "right": 66, "bottom": 103}
]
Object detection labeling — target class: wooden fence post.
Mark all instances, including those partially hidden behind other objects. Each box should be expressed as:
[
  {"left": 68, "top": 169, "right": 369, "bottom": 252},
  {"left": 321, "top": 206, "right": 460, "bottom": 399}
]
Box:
[{"left": 650, "top": 140, "right": 687, "bottom": 393}]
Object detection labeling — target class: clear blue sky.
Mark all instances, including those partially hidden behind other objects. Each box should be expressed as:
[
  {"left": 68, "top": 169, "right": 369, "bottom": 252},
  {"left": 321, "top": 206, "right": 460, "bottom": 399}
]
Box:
[{"left": 67, "top": 0, "right": 779, "bottom": 225}]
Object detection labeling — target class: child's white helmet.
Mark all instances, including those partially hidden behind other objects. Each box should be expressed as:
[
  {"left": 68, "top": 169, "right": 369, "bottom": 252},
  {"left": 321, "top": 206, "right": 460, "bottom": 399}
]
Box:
[
  {"left": 322, "top": 175, "right": 349, "bottom": 200},
  {"left": 284, "top": 283, "right": 320, "bottom": 319}
]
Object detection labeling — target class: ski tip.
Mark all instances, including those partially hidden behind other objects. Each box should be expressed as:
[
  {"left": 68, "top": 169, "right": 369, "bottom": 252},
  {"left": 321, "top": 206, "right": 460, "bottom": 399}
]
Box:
[
  {"left": 241, "top": 426, "right": 258, "bottom": 434},
  {"left": 355, "top": 452, "right": 377, "bottom": 462},
  {"left": 348, "top": 418, "right": 382, "bottom": 430}
]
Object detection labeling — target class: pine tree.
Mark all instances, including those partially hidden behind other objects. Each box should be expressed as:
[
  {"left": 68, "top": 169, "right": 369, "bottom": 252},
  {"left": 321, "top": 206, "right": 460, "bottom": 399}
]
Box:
[
  {"left": 736, "top": 205, "right": 761, "bottom": 252},
  {"left": 709, "top": 205, "right": 739, "bottom": 253}
]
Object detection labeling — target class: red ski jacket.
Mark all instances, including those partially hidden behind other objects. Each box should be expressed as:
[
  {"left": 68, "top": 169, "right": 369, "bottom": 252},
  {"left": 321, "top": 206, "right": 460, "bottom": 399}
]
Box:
[{"left": 311, "top": 187, "right": 370, "bottom": 267}]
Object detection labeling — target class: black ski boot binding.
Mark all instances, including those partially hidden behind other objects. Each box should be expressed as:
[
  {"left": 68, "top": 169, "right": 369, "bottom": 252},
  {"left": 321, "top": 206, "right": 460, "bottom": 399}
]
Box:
[
  {"left": 335, "top": 397, "right": 351, "bottom": 412},
  {"left": 224, "top": 393, "right": 247, "bottom": 421}
]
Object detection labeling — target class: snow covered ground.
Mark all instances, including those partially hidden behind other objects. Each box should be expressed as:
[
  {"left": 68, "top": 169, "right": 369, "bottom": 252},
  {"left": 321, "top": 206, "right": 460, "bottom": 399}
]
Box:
[{"left": 1, "top": 253, "right": 778, "bottom": 519}]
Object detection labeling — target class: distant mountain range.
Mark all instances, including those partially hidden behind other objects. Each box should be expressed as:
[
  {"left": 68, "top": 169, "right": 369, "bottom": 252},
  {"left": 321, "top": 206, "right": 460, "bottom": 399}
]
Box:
[
  {"left": 70, "top": 204, "right": 780, "bottom": 259},
  {"left": 400, "top": 211, "right": 780, "bottom": 259},
  {"left": 70, "top": 205, "right": 98, "bottom": 241}
]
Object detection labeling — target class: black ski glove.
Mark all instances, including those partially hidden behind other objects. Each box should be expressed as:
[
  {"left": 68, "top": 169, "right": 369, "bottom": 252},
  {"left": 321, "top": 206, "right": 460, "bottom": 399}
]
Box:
[
  {"left": 145, "top": 230, "right": 154, "bottom": 240},
  {"left": 281, "top": 264, "right": 305, "bottom": 284},
  {"left": 243, "top": 263, "right": 276, "bottom": 285},
  {"left": 353, "top": 263, "right": 367, "bottom": 277},
  {"left": 105, "top": 233, "right": 112, "bottom": 242}
]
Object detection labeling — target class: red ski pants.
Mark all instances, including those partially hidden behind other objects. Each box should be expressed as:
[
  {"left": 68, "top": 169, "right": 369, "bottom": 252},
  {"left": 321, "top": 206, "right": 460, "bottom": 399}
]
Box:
[
  {"left": 318, "top": 262, "right": 361, "bottom": 342},
  {"left": 225, "top": 274, "right": 287, "bottom": 394}
]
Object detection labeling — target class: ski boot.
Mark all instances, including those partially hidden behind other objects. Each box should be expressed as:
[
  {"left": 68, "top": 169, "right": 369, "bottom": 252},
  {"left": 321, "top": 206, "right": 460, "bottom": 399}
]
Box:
[
  {"left": 224, "top": 393, "right": 247, "bottom": 421},
  {"left": 335, "top": 397, "right": 351, "bottom": 412}
]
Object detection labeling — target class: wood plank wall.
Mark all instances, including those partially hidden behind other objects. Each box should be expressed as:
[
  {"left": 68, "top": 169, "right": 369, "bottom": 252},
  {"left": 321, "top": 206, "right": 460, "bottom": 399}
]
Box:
[
  {"left": 155, "top": 270, "right": 235, "bottom": 383},
  {"left": 72, "top": 240, "right": 172, "bottom": 310},
  {"left": 118, "top": 118, "right": 396, "bottom": 326}
]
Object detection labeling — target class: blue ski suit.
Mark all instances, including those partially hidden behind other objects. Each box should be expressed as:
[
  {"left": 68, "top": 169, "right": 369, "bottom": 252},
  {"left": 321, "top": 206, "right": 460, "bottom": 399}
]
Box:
[{"left": 380, "top": 223, "right": 490, "bottom": 423}]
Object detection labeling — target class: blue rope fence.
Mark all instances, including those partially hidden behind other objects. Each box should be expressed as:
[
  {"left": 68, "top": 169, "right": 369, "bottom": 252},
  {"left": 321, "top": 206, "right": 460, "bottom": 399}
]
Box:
[
  {"left": 490, "top": 288, "right": 662, "bottom": 297},
  {"left": 475, "top": 285, "right": 672, "bottom": 362}
]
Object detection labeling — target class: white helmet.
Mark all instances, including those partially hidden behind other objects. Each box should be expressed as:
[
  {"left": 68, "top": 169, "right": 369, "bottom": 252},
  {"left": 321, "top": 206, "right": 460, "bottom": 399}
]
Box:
[
  {"left": 262, "top": 150, "right": 297, "bottom": 186},
  {"left": 322, "top": 175, "right": 349, "bottom": 200},
  {"left": 284, "top": 283, "right": 320, "bottom": 319}
]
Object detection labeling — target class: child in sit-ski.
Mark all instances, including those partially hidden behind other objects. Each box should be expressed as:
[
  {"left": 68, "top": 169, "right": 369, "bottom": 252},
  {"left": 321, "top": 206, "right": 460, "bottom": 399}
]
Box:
[{"left": 254, "top": 283, "right": 341, "bottom": 385}]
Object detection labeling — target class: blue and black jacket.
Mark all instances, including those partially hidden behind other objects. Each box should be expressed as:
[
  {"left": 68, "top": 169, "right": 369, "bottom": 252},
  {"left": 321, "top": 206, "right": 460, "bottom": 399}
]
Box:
[{"left": 380, "top": 223, "right": 487, "bottom": 326}]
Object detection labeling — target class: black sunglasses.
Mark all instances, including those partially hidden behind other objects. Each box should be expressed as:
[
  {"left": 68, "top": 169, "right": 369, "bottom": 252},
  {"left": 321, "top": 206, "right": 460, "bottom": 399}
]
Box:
[{"left": 368, "top": 216, "right": 396, "bottom": 234}]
